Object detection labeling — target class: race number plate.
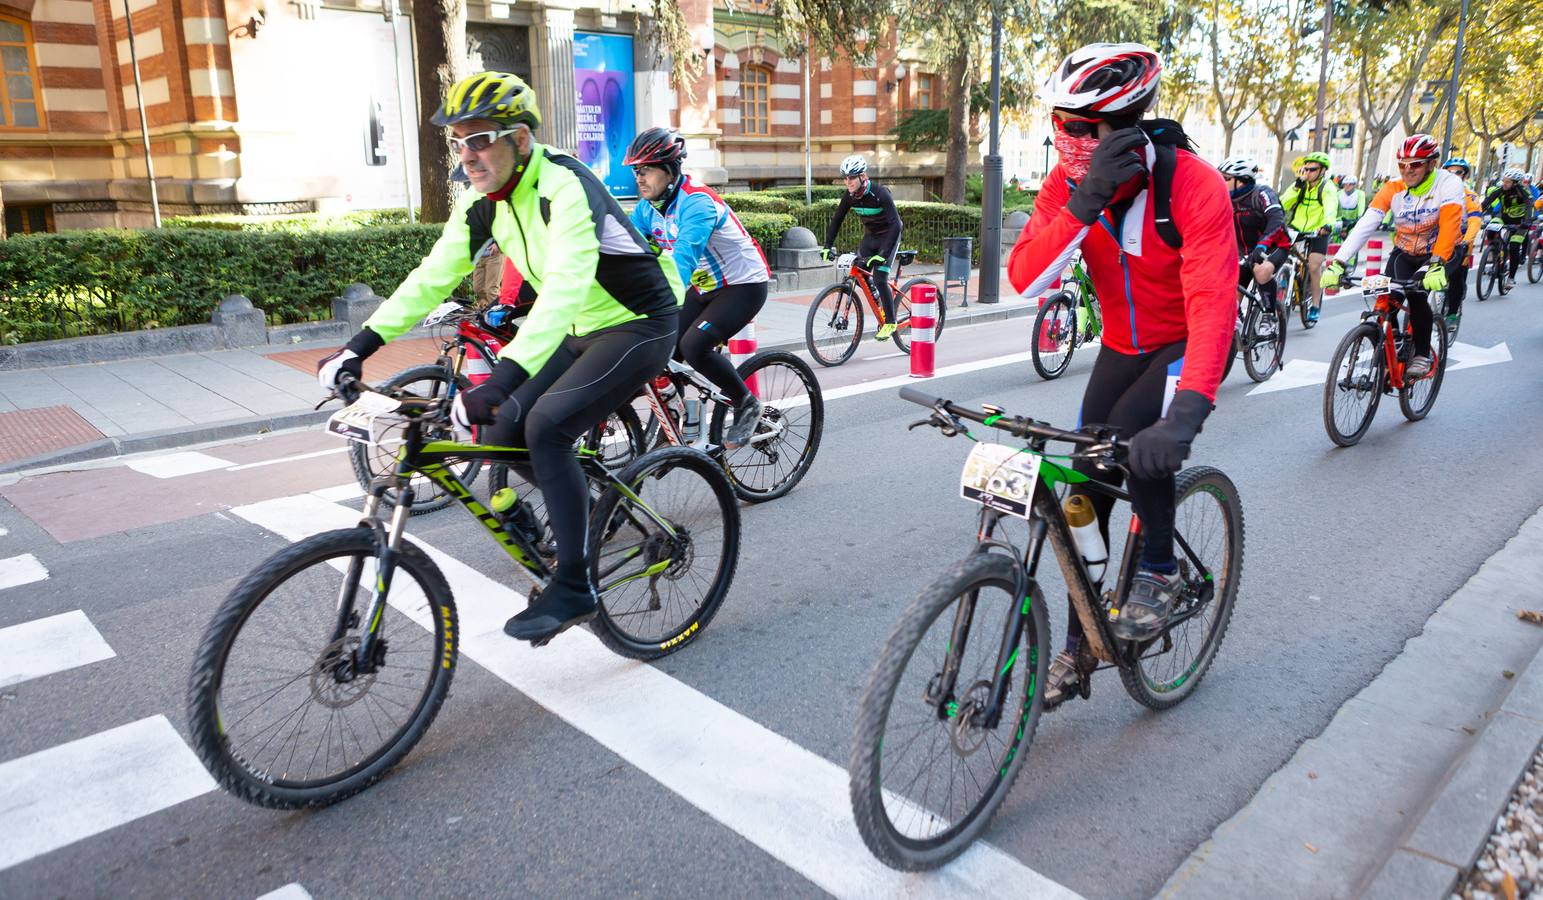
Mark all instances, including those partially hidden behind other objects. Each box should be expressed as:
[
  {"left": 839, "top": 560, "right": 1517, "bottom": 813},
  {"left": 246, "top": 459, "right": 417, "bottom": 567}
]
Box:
[
  {"left": 326, "top": 390, "right": 403, "bottom": 445},
  {"left": 959, "top": 442, "right": 1041, "bottom": 519},
  {"left": 836, "top": 252, "right": 858, "bottom": 269},
  {"left": 421, "top": 300, "right": 464, "bottom": 327},
  {"left": 1361, "top": 274, "right": 1391, "bottom": 292}
]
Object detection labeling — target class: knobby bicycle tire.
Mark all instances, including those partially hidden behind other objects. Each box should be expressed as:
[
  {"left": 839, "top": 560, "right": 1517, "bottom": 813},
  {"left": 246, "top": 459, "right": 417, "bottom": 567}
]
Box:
[
  {"left": 186, "top": 528, "right": 456, "bottom": 809},
  {"left": 350, "top": 364, "right": 481, "bottom": 515},
  {"left": 849, "top": 552, "right": 1049, "bottom": 871},
  {"left": 806, "top": 283, "right": 863, "bottom": 367},
  {"left": 707, "top": 350, "right": 824, "bottom": 502},
  {"left": 588, "top": 447, "right": 740, "bottom": 660},
  {"left": 1323, "top": 322, "right": 1383, "bottom": 447},
  {"left": 1031, "top": 292, "right": 1078, "bottom": 380},
  {"left": 1118, "top": 466, "right": 1243, "bottom": 710}
]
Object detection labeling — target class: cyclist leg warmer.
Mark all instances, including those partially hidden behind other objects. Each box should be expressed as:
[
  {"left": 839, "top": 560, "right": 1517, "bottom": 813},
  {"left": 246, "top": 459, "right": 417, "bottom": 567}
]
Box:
[
  {"left": 675, "top": 282, "right": 767, "bottom": 405},
  {"left": 1387, "top": 249, "right": 1434, "bottom": 358},
  {"left": 1507, "top": 237, "right": 1524, "bottom": 278},
  {"left": 484, "top": 314, "right": 677, "bottom": 569}
]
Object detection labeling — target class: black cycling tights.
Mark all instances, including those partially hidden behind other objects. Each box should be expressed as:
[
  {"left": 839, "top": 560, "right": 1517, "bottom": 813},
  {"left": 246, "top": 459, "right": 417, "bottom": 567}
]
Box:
[
  {"left": 1507, "top": 233, "right": 1525, "bottom": 278},
  {"left": 677, "top": 282, "right": 767, "bottom": 404},
  {"left": 1384, "top": 248, "right": 1435, "bottom": 358},
  {"left": 484, "top": 314, "right": 677, "bottom": 572}
]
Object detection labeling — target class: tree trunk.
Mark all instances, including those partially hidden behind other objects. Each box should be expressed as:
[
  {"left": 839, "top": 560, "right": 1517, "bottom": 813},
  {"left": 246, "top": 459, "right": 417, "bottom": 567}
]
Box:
[
  {"left": 1221, "top": 124, "right": 1235, "bottom": 158},
  {"left": 942, "top": 46, "right": 970, "bottom": 205},
  {"left": 413, "top": 0, "right": 467, "bottom": 223},
  {"left": 1272, "top": 133, "right": 1290, "bottom": 190}
]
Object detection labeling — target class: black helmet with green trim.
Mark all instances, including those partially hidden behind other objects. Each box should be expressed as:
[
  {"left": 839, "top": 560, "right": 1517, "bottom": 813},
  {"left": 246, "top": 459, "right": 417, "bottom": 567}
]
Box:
[{"left": 432, "top": 71, "right": 541, "bottom": 131}]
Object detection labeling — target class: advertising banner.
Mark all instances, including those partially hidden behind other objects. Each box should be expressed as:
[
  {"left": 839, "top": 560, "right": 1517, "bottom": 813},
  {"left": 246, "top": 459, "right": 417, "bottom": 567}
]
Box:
[{"left": 573, "top": 32, "right": 636, "bottom": 198}]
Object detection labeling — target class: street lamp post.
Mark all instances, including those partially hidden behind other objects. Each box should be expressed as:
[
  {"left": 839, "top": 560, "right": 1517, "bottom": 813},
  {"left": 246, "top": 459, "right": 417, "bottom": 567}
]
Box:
[
  {"left": 122, "top": 0, "right": 161, "bottom": 227},
  {"left": 977, "top": 0, "right": 1004, "bottom": 303}
]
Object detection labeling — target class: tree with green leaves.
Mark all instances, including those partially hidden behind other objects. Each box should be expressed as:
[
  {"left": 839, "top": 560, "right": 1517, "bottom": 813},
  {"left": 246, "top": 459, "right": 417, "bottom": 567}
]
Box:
[
  {"left": 1203, "top": 0, "right": 1270, "bottom": 156},
  {"left": 1343, "top": 0, "right": 1457, "bottom": 182},
  {"left": 1253, "top": 0, "right": 1320, "bottom": 186}
]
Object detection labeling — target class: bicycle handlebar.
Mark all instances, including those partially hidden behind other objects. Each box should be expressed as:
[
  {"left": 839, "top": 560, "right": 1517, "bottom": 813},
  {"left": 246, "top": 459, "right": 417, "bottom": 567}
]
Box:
[{"left": 899, "top": 387, "right": 1123, "bottom": 451}]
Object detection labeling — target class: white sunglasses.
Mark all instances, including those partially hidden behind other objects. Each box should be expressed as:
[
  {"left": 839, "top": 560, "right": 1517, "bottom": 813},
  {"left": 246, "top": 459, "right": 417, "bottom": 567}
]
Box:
[{"left": 447, "top": 129, "right": 518, "bottom": 153}]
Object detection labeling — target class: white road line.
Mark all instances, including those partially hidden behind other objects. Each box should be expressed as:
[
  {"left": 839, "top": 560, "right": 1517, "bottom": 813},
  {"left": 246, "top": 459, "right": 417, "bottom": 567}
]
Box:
[
  {"left": 0, "top": 553, "right": 49, "bottom": 591},
  {"left": 256, "top": 884, "right": 313, "bottom": 900},
  {"left": 310, "top": 483, "right": 364, "bottom": 503},
  {"left": 0, "top": 611, "right": 115, "bottom": 688},
  {"left": 224, "top": 446, "right": 349, "bottom": 472},
  {"left": 0, "top": 526, "right": 9, "bottom": 537},
  {"left": 124, "top": 451, "right": 233, "bottom": 479},
  {"left": 862, "top": 351, "right": 908, "bottom": 361},
  {"left": 0, "top": 715, "right": 216, "bottom": 871},
  {"left": 232, "top": 493, "right": 1081, "bottom": 900}
]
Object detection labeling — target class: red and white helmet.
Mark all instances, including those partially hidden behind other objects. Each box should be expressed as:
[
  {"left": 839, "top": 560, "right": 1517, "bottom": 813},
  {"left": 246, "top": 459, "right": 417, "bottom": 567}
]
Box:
[
  {"left": 1038, "top": 43, "right": 1162, "bottom": 115},
  {"left": 1396, "top": 134, "right": 1440, "bottom": 161}
]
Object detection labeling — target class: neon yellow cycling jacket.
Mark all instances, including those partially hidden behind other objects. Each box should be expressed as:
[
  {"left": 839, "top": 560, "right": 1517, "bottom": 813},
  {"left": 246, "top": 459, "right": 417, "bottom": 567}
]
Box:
[
  {"left": 1279, "top": 178, "right": 1333, "bottom": 234},
  {"left": 364, "top": 143, "right": 684, "bottom": 378}
]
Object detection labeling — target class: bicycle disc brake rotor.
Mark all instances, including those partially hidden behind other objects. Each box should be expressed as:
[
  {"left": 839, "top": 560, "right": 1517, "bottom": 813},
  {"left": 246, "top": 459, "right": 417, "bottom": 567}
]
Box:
[
  {"left": 308, "top": 635, "right": 378, "bottom": 709},
  {"left": 948, "top": 680, "right": 997, "bottom": 757}
]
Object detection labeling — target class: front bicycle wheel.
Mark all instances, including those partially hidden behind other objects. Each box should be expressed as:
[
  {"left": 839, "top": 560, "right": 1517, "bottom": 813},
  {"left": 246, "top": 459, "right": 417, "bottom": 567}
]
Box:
[
  {"left": 1476, "top": 244, "right": 1496, "bottom": 301},
  {"left": 849, "top": 552, "right": 1049, "bottom": 871},
  {"left": 1399, "top": 310, "right": 1448, "bottom": 422},
  {"left": 707, "top": 350, "right": 823, "bottom": 502},
  {"left": 1119, "top": 466, "right": 1243, "bottom": 710},
  {"left": 1323, "top": 322, "right": 1384, "bottom": 447},
  {"left": 1242, "top": 297, "right": 1287, "bottom": 382},
  {"left": 350, "top": 364, "right": 481, "bottom": 514},
  {"left": 806, "top": 284, "right": 863, "bottom": 367},
  {"left": 186, "top": 528, "right": 456, "bottom": 809},
  {"left": 1030, "top": 292, "right": 1078, "bottom": 380},
  {"left": 588, "top": 447, "right": 740, "bottom": 660}
]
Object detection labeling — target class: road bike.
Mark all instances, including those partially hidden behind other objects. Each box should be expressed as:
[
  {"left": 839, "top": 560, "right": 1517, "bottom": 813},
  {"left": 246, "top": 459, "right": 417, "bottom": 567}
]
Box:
[
  {"left": 805, "top": 250, "right": 942, "bottom": 366},
  {"left": 848, "top": 388, "right": 1243, "bottom": 871},
  {"left": 1474, "top": 219, "right": 1516, "bottom": 301},
  {"left": 1526, "top": 221, "right": 1542, "bottom": 284},
  {"left": 348, "top": 298, "right": 643, "bottom": 513},
  {"left": 1322, "top": 271, "right": 1448, "bottom": 447},
  {"left": 1029, "top": 252, "right": 1102, "bottom": 380},
  {"left": 1274, "top": 233, "right": 1318, "bottom": 329},
  {"left": 1223, "top": 264, "right": 1287, "bottom": 384},
  {"left": 187, "top": 375, "right": 740, "bottom": 809}
]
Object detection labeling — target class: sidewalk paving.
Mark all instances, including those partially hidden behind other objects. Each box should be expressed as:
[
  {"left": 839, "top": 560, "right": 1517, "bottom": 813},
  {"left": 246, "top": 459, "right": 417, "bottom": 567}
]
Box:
[{"left": 0, "top": 267, "right": 1035, "bottom": 473}]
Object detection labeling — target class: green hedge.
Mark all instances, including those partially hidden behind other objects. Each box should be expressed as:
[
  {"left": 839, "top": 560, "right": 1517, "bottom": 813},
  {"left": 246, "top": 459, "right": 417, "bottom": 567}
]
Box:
[
  {"left": 735, "top": 212, "right": 797, "bottom": 256},
  {"left": 164, "top": 208, "right": 414, "bottom": 233},
  {"left": 0, "top": 225, "right": 449, "bottom": 344},
  {"left": 760, "top": 184, "right": 849, "bottom": 202},
  {"left": 795, "top": 200, "right": 983, "bottom": 264},
  {"left": 720, "top": 193, "right": 800, "bottom": 216}
]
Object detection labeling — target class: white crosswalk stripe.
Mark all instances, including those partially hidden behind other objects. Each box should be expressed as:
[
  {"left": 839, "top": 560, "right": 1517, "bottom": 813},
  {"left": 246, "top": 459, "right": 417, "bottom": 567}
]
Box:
[
  {"left": 0, "top": 610, "right": 115, "bottom": 688},
  {"left": 0, "top": 553, "right": 48, "bottom": 591}
]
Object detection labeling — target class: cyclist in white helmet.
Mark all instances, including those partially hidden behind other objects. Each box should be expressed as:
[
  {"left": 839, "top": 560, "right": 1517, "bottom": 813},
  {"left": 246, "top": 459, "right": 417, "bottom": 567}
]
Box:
[{"left": 822, "top": 154, "right": 905, "bottom": 340}]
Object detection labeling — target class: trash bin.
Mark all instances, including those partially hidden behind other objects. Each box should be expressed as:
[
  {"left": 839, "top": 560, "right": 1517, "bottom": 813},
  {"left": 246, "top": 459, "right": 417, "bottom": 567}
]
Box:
[{"left": 942, "top": 236, "right": 973, "bottom": 309}]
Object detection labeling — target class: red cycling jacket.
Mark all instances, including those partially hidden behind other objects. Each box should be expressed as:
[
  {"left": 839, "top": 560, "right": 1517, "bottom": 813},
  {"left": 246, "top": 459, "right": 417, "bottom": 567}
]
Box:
[{"left": 1009, "top": 145, "right": 1236, "bottom": 402}]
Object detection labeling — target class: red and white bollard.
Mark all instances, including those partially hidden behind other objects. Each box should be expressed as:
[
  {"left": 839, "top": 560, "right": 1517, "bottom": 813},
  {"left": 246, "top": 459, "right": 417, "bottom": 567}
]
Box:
[
  {"left": 909, "top": 281, "right": 938, "bottom": 378},
  {"left": 1325, "top": 243, "right": 1342, "bottom": 295},
  {"left": 729, "top": 320, "right": 759, "bottom": 397},
  {"left": 1365, "top": 239, "right": 1384, "bottom": 278}
]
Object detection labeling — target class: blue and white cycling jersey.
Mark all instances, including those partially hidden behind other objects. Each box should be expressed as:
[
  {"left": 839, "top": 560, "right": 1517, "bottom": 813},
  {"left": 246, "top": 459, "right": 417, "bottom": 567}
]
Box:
[{"left": 631, "top": 175, "right": 770, "bottom": 292}]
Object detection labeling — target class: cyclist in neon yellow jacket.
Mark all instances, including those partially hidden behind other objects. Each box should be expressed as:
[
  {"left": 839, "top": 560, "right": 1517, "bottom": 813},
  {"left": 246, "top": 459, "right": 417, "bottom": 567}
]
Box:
[
  {"left": 1279, "top": 150, "right": 1334, "bottom": 322},
  {"left": 317, "top": 72, "right": 684, "bottom": 645}
]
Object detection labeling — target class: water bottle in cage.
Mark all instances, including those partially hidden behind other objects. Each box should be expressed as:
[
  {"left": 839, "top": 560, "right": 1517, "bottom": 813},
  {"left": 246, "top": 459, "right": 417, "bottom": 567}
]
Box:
[{"left": 683, "top": 398, "right": 702, "bottom": 442}]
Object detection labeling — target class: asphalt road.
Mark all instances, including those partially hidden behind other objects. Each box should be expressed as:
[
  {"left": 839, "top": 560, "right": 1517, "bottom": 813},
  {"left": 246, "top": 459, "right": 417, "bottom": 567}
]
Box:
[{"left": 2, "top": 278, "right": 1541, "bottom": 900}]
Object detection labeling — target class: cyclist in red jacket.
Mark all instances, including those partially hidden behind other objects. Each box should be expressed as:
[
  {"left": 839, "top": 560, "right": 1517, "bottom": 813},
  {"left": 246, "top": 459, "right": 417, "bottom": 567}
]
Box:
[{"left": 1007, "top": 42, "right": 1235, "bottom": 704}]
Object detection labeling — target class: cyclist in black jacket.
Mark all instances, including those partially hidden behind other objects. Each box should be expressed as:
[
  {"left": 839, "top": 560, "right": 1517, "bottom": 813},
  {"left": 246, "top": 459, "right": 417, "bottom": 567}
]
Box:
[
  {"left": 821, "top": 155, "right": 904, "bottom": 340},
  {"left": 1219, "top": 156, "right": 1286, "bottom": 311},
  {"left": 1485, "top": 169, "right": 1536, "bottom": 290}
]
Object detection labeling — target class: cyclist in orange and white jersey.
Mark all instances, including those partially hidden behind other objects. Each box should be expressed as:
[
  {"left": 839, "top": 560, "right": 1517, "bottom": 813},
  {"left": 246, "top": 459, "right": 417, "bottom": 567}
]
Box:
[{"left": 1323, "top": 134, "right": 1463, "bottom": 379}]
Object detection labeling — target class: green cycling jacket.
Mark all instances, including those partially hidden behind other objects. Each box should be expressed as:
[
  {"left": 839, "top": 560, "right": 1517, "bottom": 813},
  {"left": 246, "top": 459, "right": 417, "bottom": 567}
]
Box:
[
  {"left": 1279, "top": 178, "right": 1333, "bottom": 234},
  {"left": 365, "top": 142, "right": 684, "bottom": 378}
]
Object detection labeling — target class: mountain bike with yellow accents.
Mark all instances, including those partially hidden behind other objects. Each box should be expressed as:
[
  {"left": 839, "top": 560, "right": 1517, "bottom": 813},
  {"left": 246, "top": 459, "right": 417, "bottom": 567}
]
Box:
[
  {"left": 848, "top": 388, "right": 1243, "bottom": 870},
  {"left": 186, "top": 374, "right": 739, "bottom": 809}
]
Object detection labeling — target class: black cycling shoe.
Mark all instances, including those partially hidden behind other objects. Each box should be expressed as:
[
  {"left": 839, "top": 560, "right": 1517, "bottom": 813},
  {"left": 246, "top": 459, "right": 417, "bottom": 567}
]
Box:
[
  {"left": 1111, "top": 565, "right": 1182, "bottom": 641},
  {"left": 723, "top": 395, "right": 763, "bottom": 449},
  {"left": 505, "top": 570, "right": 598, "bottom": 645}
]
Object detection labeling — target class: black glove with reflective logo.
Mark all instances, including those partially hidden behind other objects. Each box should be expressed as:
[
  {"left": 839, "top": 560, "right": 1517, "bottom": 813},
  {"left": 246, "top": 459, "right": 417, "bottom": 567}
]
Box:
[
  {"left": 1065, "top": 128, "right": 1149, "bottom": 226},
  {"left": 452, "top": 358, "right": 528, "bottom": 430},
  {"left": 1127, "top": 390, "right": 1212, "bottom": 481}
]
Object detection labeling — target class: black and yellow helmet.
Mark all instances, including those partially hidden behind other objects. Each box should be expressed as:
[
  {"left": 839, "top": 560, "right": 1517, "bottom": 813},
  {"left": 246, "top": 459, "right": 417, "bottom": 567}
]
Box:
[{"left": 432, "top": 71, "right": 540, "bottom": 131}]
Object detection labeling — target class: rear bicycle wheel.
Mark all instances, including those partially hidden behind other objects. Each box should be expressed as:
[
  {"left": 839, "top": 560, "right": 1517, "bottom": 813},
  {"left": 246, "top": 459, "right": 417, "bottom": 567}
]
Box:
[
  {"left": 806, "top": 284, "right": 863, "bottom": 367},
  {"left": 185, "top": 528, "right": 456, "bottom": 809},
  {"left": 1030, "top": 292, "right": 1078, "bottom": 380},
  {"left": 1399, "top": 309, "right": 1447, "bottom": 422},
  {"left": 1119, "top": 466, "right": 1243, "bottom": 710},
  {"left": 1528, "top": 234, "right": 1543, "bottom": 283},
  {"left": 707, "top": 350, "right": 823, "bottom": 502},
  {"left": 1242, "top": 296, "right": 1287, "bottom": 382},
  {"left": 849, "top": 552, "right": 1048, "bottom": 871},
  {"left": 588, "top": 447, "right": 740, "bottom": 660},
  {"left": 350, "top": 364, "right": 481, "bottom": 514},
  {"left": 1296, "top": 270, "right": 1315, "bottom": 329},
  {"left": 1323, "top": 322, "right": 1384, "bottom": 447}
]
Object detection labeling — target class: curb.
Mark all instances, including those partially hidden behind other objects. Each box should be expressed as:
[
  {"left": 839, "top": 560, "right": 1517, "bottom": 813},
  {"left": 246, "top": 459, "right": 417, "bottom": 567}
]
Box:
[
  {"left": 0, "top": 300, "right": 1037, "bottom": 477},
  {"left": 1359, "top": 656, "right": 1543, "bottom": 899},
  {"left": 0, "top": 409, "right": 333, "bottom": 476}
]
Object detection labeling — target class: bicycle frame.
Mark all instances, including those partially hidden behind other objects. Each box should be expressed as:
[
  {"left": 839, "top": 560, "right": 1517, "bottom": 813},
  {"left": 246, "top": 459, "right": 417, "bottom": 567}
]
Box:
[
  {"left": 843, "top": 263, "right": 895, "bottom": 328},
  {"left": 1359, "top": 289, "right": 1434, "bottom": 392}
]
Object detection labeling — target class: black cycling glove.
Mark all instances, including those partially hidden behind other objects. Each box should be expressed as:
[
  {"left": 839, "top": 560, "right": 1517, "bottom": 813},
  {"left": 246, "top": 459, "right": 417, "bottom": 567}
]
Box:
[
  {"left": 1248, "top": 246, "right": 1268, "bottom": 266},
  {"left": 1065, "top": 128, "right": 1149, "bottom": 226},
  {"left": 316, "top": 327, "right": 384, "bottom": 390},
  {"left": 453, "top": 358, "right": 528, "bottom": 428},
  {"left": 1127, "top": 390, "right": 1212, "bottom": 481}
]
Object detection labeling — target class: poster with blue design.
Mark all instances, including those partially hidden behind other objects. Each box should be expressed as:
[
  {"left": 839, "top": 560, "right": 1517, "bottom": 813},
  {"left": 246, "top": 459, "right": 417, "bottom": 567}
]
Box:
[{"left": 573, "top": 32, "right": 636, "bottom": 198}]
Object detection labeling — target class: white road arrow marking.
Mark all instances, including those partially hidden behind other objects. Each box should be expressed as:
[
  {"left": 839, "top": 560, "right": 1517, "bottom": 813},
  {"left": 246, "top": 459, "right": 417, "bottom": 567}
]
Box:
[{"left": 1447, "top": 340, "right": 1512, "bottom": 371}]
